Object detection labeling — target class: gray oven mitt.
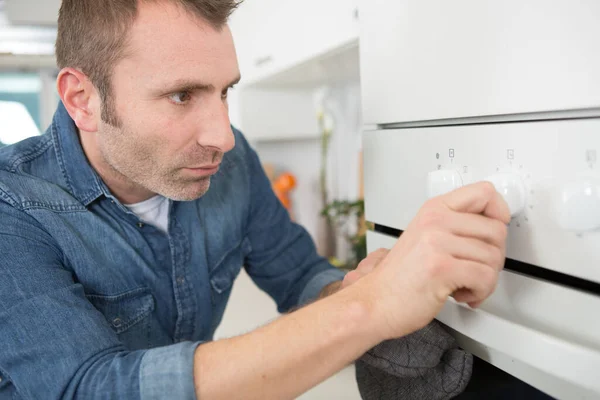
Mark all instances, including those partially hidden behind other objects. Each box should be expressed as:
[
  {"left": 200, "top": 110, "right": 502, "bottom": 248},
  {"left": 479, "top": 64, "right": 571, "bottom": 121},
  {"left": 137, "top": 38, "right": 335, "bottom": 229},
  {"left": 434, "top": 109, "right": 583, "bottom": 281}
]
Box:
[{"left": 355, "top": 319, "right": 473, "bottom": 400}]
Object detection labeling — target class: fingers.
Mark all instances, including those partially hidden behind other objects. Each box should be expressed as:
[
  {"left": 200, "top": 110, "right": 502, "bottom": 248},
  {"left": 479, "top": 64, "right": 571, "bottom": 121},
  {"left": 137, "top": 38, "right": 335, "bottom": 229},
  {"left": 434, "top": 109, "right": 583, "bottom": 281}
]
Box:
[
  {"left": 354, "top": 248, "right": 389, "bottom": 275},
  {"left": 452, "top": 289, "right": 484, "bottom": 309},
  {"left": 343, "top": 248, "right": 390, "bottom": 287},
  {"left": 419, "top": 207, "right": 508, "bottom": 248},
  {"left": 446, "top": 212, "right": 508, "bottom": 249},
  {"left": 342, "top": 270, "right": 361, "bottom": 287},
  {"left": 432, "top": 232, "right": 505, "bottom": 271},
  {"left": 361, "top": 248, "right": 389, "bottom": 272},
  {"left": 452, "top": 288, "right": 474, "bottom": 303},
  {"left": 440, "top": 181, "right": 511, "bottom": 224},
  {"left": 445, "top": 259, "right": 499, "bottom": 307}
]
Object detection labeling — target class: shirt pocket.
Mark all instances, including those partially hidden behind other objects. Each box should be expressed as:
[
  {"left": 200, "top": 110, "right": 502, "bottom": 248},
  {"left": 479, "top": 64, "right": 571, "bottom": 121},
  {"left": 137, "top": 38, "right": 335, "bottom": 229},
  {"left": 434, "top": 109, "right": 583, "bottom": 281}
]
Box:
[
  {"left": 209, "top": 237, "right": 252, "bottom": 295},
  {"left": 86, "top": 287, "right": 155, "bottom": 351}
]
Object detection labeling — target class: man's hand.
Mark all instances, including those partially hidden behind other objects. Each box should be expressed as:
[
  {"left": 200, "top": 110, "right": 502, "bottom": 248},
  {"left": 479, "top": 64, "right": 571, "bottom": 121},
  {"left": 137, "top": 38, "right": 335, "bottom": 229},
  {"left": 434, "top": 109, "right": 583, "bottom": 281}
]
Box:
[
  {"left": 317, "top": 249, "right": 390, "bottom": 300},
  {"left": 341, "top": 248, "right": 389, "bottom": 289},
  {"left": 193, "top": 181, "right": 510, "bottom": 400},
  {"left": 350, "top": 181, "right": 511, "bottom": 342},
  {"left": 317, "top": 248, "right": 390, "bottom": 300}
]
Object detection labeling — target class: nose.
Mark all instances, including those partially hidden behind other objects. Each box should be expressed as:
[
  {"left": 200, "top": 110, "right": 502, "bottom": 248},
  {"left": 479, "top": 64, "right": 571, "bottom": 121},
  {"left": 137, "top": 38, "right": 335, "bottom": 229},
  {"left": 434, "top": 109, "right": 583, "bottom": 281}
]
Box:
[{"left": 196, "top": 97, "right": 235, "bottom": 153}]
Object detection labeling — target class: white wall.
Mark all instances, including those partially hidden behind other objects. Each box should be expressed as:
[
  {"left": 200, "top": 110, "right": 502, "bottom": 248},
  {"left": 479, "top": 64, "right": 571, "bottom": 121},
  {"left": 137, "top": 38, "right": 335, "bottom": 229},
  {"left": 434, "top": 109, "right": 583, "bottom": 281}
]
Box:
[{"left": 254, "top": 137, "right": 324, "bottom": 241}]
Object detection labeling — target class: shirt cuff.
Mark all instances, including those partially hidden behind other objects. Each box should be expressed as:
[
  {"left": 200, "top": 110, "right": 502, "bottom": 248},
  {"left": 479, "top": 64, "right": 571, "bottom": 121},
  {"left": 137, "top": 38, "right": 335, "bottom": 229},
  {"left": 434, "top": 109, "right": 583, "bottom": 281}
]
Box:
[
  {"left": 298, "top": 267, "right": 346, "bottom": 307},
  {"left": 139, "top": 341, "right": 202, "bottom": 400}
]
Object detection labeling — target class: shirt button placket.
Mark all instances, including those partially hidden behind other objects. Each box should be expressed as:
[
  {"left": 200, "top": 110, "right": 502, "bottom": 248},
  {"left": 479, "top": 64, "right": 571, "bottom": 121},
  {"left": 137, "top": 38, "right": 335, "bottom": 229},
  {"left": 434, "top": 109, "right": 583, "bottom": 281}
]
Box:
[{"left": 169, "top": 218, "right": 196, "bottom": 343}]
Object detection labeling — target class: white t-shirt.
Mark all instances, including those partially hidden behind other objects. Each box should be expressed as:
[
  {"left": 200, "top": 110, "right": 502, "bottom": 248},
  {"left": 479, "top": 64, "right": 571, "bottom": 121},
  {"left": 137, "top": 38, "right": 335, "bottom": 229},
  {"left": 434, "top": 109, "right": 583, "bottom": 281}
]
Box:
[{"left": 125, "top": 195, "right": 170, "bottom": 234}]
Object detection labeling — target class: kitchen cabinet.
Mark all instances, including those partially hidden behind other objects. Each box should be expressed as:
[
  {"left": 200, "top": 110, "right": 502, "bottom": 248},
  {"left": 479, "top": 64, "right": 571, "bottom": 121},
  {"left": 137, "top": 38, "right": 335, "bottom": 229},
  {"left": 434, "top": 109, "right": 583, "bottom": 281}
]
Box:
[
  {"left": 231, "top": 0, "right": 359, "bottom": 88},
  {"left": 359, "top": 0, "right": 600, "bottom": 125}
]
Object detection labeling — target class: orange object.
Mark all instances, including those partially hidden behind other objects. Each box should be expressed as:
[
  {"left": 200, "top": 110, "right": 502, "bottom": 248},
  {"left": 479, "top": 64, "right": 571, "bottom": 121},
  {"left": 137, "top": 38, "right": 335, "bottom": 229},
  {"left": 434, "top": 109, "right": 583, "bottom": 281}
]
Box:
[
  {"left": 275, "top": 191, "right": 291, "bottom": 209},
  {"left": 272, "top": 172, "right": 296, "bottom": 214},
  {"left": 273, "top": 172, "right": 296, "bottom": 192}
]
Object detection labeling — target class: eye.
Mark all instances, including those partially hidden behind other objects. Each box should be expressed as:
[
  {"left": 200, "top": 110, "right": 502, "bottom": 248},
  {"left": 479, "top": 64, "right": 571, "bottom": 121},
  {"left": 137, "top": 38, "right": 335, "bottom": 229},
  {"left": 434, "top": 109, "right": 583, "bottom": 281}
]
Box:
[
  {"left": 222, "top": 85, "right": 235, "bottom": 100},
  {"left": 169, "top": 91, "right": 192, "bottom": 105}
]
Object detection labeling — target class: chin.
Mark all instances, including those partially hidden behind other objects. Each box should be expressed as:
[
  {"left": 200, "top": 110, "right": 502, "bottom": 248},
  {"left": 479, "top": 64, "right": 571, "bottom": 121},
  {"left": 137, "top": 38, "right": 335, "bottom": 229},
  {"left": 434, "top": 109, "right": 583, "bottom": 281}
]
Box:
[{"left": 160, "top": 178, "right": 212, "bottom": 201}]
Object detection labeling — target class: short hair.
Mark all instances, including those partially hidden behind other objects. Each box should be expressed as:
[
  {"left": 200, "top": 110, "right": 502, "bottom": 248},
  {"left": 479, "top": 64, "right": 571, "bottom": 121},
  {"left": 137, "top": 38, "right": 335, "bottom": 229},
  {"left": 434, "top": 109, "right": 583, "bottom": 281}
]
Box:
[{"left": 55, "top": 0, "right": 241, "bottom": 126}]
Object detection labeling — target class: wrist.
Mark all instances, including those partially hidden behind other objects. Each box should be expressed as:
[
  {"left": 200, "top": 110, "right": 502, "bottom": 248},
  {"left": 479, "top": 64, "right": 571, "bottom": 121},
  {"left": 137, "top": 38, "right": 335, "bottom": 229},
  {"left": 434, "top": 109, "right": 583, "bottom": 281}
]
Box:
[{"left": 333, "top": 277, "right": 388, "bottom": 346}]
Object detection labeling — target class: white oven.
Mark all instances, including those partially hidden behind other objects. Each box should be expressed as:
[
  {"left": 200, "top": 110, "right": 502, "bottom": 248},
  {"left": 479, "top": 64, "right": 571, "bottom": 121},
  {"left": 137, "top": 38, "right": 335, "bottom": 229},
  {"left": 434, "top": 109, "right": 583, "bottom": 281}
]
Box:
[{"left": 358, "top": 1, "right": 600, "bottom": 398}]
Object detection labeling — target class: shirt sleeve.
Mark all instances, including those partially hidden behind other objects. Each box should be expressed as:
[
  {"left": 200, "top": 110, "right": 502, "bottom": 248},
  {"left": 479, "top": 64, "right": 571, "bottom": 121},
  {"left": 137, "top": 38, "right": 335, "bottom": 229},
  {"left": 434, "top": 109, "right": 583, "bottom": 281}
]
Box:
[
  {"left": 0, "top": 201, "right": 199, "bottom": 400},
  {"left": 236, "top": 128, "right": 346, "bottom": 313}
]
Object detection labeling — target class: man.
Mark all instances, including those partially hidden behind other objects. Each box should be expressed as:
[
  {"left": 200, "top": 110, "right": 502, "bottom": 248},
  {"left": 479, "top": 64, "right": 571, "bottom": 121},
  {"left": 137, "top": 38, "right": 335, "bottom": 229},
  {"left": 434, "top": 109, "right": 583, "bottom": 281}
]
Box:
[{"left": 0, "top": 0, "right": 510, "bottom": 399}]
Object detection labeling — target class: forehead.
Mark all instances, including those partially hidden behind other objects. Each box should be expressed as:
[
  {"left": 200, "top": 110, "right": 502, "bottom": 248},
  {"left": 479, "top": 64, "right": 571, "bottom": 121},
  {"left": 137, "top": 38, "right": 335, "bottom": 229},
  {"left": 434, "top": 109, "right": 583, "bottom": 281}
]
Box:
[{"left": 118, "top": 1, "right": 239, "bottom": 84}]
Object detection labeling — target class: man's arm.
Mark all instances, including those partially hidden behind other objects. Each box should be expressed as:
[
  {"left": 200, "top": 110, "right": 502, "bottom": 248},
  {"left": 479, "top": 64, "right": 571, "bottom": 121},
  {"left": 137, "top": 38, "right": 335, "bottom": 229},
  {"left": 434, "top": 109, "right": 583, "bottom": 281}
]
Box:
[
  {"left": 195, "top": 281, "right": 378, "bottom": 400},
  {"left": 192, "top": 181, "right": 511, "bottom": 399},
  {"left": 193, "top": 249, "right": 389, "bottom": 400}
]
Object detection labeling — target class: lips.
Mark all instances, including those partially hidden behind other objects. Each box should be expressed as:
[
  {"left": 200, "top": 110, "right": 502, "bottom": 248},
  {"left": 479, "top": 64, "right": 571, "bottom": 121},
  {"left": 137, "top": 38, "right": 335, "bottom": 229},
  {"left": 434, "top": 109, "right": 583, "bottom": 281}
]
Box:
[
  {"left": 189, "top": 163, "right": 220, "bottom": 170},
  {"left": 183, "top": 163, "right": 220, "bottom": 177}
]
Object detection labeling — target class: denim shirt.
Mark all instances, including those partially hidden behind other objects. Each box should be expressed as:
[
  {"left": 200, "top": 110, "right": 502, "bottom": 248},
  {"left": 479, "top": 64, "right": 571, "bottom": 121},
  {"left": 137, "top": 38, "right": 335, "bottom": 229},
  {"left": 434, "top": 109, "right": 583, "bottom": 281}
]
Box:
[{"left": 0, "top": 103, "right": 345, "bottom": 399}]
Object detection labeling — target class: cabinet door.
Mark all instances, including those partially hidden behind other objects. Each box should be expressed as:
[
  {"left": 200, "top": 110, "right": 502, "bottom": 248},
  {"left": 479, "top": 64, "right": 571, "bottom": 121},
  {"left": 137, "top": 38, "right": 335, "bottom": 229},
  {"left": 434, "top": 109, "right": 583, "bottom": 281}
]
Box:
[
  {"left": 230, "top": 0, "right": 284, "bottom": 79},
  {"left": 359, "top": 0, "right": 600, "bottom": 124},
  {"left": 231, "top": 0, "right": 359, "bottom": 85},
  {"left": 278, "top": 0, "right": 359, "bottom": 65}
]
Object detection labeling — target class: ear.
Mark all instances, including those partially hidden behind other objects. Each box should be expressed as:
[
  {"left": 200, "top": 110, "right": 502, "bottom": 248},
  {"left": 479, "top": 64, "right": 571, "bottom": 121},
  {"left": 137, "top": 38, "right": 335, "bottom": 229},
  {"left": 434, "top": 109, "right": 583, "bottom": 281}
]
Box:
[{"left": 56, "top": 68, "right": 101, "bottom": 133}]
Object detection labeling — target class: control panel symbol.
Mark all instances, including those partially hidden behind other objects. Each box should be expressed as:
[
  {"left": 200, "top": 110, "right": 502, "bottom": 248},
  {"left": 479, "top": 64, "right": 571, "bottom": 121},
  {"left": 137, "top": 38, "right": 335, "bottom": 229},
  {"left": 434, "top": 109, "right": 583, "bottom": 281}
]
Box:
[
  {"left": 507, "top": 149, "right": 515, "bottom": 160},
  {"left": 449, "top": 149, "right": 455, "bottom": 158}
]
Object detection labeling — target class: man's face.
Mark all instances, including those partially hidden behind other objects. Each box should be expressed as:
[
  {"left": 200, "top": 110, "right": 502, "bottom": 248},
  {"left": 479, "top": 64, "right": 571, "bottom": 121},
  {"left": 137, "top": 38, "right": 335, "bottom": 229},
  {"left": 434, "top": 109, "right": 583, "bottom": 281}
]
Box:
[{"left": 96, "top": 1, "right": 239, "bottom": 201}]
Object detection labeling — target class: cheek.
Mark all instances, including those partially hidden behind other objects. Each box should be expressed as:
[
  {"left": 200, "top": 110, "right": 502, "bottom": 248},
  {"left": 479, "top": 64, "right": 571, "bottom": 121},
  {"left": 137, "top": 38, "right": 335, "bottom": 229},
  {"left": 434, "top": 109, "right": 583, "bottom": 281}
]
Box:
[
  {"left": 125, "top": 96, "right": 202, "bottom": 151},
  {"left": 154, "top": 110, "right": 200, "bottom": 145},
  {"left": 134, "top": 112, "right": 197, "bottom": 157}
]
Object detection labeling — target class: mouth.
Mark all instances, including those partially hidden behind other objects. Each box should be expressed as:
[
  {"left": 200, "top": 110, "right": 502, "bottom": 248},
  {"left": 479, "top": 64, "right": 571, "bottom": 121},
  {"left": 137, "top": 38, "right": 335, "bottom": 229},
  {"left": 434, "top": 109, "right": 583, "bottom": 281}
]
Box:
[{"left": 183, "top": 163, "right": 221, "bottom": 177}]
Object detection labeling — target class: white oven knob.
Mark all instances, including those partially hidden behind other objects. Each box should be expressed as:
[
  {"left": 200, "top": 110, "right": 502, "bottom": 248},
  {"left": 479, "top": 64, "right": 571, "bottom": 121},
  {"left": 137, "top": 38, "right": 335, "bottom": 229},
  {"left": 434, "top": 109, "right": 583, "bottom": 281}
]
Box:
[
  {"left": 484, "top": 173, "right": 526, "bottom": 217},
  {"left": 556, "top": 179, "right": 600, "bottom": 232},
  {"left": 427, "top": 169, "right": 463, "bottom": 198}
]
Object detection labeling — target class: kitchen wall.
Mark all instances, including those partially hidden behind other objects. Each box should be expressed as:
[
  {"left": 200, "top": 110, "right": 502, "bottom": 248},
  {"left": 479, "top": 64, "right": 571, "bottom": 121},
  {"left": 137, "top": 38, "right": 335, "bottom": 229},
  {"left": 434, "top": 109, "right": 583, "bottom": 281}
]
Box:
[{"left": 249, "top": 81, "right": 363, "bottom": 260}]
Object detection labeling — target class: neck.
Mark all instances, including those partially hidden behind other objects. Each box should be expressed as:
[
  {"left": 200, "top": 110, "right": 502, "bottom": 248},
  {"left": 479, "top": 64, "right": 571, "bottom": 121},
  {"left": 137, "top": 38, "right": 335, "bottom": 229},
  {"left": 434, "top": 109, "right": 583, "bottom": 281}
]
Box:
[{"left": 78, "top": 129, "right": 155, "bottom": 204}]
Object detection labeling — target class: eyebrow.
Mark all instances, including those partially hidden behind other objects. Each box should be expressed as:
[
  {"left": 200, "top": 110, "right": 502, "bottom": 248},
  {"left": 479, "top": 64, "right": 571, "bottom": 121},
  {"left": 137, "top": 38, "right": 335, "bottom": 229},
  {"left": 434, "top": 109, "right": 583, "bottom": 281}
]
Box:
[{"left": 156, "top": 75, "right": 241, "bottom": 95}]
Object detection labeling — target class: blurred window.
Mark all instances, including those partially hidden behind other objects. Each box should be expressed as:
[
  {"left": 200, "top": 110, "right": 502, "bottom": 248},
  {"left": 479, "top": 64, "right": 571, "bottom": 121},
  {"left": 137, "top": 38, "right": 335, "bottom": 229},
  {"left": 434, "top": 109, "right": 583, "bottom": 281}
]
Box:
[{"left": 0, "top": 72, "right": 41, "bottom": 146}]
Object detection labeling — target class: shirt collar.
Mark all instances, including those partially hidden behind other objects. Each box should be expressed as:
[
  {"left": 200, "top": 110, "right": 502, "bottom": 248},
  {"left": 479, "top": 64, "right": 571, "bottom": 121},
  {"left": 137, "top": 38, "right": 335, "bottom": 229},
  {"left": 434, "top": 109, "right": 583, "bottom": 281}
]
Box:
[{"left": 51, "top": 101, "right": 108, "bottom": 206}]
